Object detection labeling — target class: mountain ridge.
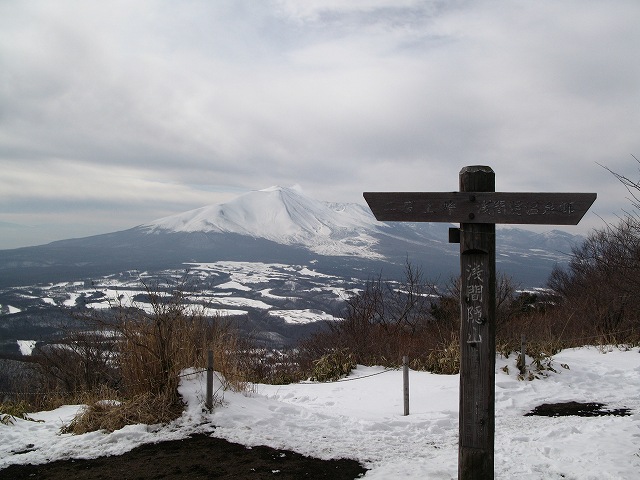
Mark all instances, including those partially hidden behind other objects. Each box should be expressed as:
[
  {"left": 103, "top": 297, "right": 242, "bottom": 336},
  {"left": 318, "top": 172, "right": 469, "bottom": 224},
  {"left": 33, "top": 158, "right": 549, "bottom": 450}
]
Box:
[
  {"left": 141, "top": 186, "right": 385, "bottom": 258},
  {"left": 0, "top": 186, "right": 585, "bottom": 287}
]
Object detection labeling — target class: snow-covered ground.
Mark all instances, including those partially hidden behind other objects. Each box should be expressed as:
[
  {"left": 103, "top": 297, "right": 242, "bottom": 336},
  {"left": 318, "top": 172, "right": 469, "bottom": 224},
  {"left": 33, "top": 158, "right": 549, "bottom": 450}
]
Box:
[
  {"left": 3, "top": 261, "right": 352, "bottom": 326},
  {"left": 2, "top": 347, "right": 639, "bottom": 479}
]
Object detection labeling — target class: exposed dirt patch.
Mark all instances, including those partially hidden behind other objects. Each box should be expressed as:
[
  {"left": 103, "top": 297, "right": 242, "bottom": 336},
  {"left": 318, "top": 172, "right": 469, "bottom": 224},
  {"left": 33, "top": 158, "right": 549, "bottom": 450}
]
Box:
[
  {"left": 0, "top": 434, "right": 367, "bottom": 480},
  {"left": 525, "top": 401, "right": 631, "bottom": 417}
]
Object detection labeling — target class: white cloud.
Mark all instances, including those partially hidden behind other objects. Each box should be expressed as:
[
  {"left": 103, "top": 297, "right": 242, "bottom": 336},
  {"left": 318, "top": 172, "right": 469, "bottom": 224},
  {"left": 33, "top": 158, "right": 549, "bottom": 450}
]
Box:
[{"left": 1, "top": 0, "right": 639, "bottom": 248}]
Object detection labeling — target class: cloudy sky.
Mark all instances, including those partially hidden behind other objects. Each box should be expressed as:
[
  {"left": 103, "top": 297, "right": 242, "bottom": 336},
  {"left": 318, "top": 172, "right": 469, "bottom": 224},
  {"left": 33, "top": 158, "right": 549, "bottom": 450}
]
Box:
[{"left": 1, "top": 0, "right": 639, "bottom": 249}]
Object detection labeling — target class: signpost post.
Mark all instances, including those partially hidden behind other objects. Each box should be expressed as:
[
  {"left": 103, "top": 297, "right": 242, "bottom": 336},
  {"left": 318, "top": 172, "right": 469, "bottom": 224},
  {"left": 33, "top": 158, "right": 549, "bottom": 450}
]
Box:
[{"left": 364, "top": 165, "right": 596, "bottom": 480}]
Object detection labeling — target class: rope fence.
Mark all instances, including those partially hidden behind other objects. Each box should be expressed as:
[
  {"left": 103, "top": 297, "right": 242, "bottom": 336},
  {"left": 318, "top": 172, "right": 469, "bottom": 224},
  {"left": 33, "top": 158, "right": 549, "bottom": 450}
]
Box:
[
  {"left": 299, "top": 368, "right": 397, "bottom": 385},
  {"left": 0, "top": 366, "right": 398, "bottom": 400},
  {"left": 1, "top": 327, "right": 638, "bottom": 402}
]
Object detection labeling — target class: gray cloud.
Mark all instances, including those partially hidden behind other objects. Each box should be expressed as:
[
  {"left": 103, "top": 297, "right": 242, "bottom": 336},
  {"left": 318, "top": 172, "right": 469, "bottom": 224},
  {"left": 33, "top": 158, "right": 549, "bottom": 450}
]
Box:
[{"left": 1, "top": 0, "right": 639, "bottom": 248}]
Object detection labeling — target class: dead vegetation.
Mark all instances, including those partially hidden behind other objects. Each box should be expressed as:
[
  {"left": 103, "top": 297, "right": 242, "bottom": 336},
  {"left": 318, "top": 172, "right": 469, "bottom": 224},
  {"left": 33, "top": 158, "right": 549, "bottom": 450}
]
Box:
[
  {"left": 8, "top": 170, "right": 640, "bottom": 430},
  {"left": 12, "top": 280, "right": 254, "bottom": 433}
]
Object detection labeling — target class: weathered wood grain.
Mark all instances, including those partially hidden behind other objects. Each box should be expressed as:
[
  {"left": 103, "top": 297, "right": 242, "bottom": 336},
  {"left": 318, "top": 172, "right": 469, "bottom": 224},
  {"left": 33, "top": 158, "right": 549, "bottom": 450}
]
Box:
[{"left": 363, "top": 191, "right": 596, "bottom": 225}]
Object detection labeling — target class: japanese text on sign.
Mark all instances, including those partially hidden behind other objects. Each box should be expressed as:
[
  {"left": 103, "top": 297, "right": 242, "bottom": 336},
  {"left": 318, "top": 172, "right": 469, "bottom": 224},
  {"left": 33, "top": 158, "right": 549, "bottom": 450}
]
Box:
[
  {"left": 398, "top": 199, "right": 576, "bottom": 217},
  {"left": 465, "top": 260, "right": 485, "bottom": 344}
]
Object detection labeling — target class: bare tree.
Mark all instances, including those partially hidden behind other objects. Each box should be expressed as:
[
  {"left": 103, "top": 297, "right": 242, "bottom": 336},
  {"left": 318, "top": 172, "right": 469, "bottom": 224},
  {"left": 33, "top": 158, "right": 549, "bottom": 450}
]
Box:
[{"left": 547, "top": 157, "right": 640, "bottom": 342}]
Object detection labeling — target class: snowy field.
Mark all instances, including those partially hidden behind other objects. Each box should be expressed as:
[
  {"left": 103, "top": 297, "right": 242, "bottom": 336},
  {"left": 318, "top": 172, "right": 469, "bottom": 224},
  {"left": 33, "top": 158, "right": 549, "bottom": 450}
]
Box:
[
  {"left": 8, "top": 261, "right": 351, "bottom": 326},
  {"left": 1, "top": 347, "right": 639, "bottom": 479}
]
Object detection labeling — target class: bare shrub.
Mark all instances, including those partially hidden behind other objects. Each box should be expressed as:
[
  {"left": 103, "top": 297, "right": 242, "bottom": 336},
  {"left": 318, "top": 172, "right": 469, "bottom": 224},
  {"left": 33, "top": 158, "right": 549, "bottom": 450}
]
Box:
[
  {"left": 309, "top": 349, "right": 356, "bottom": 382},
  {"left": 547, "top": 217, "right": 640, "bottom": 347},
  {"left": 237, "top": 348, "right": 306, "bottom": 385},
  {"left": 298, "top": 263, "right": 567, "bottom": 378},
  {"left": 541, "top": 158, "right": 640, "bottom": 348},
  {"left": 31, "top": 329, "right": 119, "bottom": 396},
  {"left": 28, "top": 279, "right": 255, "bottom": 432},
  {"left": 105, "top": 285, "right": 254, "bottom": 412},
  {"left": 298, "top": 262, "right": 461, "bottom": 375}
]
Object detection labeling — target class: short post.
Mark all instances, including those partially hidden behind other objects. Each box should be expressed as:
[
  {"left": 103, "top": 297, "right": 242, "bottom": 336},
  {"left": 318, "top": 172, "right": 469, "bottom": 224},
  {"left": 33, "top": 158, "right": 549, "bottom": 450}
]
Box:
[
  {"left": 518, "top": 334, "right": 526, "bottom": 375},
  {"left": 403, "top": 356, "right": 410, "bottom": 416},
  {"left": 206, "top": 350, "right": 214, "bottom": 411}
]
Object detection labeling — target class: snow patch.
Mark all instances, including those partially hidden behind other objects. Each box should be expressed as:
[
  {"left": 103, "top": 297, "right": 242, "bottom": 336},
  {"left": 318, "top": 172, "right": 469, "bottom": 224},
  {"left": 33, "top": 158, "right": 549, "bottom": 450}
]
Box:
[
  {"left": 1, "top": 304, "right": 22, "bottom": 314},
  {"left": 267, "top": 309, "right": 337, "bottom": 324},
  {"left": 215, "top": 281, "right": 252, "bottom": 291},
  {"left": 17, "top": 340, "right": 37, "bottom": 355}
]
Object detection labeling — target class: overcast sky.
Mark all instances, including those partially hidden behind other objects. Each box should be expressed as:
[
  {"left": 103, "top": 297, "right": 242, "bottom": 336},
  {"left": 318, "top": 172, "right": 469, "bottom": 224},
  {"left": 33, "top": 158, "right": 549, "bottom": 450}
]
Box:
[{"left": 1, "top": 0, "right": 639, "bottom": 249}]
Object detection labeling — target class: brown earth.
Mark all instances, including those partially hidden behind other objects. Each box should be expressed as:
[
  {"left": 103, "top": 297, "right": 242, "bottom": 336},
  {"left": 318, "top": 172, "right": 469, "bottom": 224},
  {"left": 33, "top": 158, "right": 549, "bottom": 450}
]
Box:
[
  {"left": 525, "top": 401, "right": 631, "bottom": 417},
  {"left": 0, "top": 434, "right": 367, "bottom": 480}
]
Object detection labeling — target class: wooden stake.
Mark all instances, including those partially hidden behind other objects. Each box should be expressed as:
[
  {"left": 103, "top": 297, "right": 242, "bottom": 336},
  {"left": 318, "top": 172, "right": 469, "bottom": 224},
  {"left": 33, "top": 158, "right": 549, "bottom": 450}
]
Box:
[
  {"left": 519, "top": 334, "right": 526, "bottom": 375},
  {"left": 403, "top": 355, "right": 409, "bottom": 416},
  {"left": 206, "top": 350, "right": 214, "bottom": 411}
]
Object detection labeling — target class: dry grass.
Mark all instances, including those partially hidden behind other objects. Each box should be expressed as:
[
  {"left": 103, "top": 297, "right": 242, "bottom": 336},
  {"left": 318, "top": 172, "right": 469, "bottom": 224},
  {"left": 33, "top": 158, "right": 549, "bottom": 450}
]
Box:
[
  {"left": 0, "top": 400, "right": 34, "bottom": 424},
  {"left": 62, "top": 390, "right": 182, "bottom": 434},
  {"left": 26, "top": 302, "right": 253, "bottom": 435},
  {"left": 420, "top": 333, "right": 460, "bottom": 375},
  {"left": 59, "top": 309, "right": 248, "bottom": 434},
  {"left": 32, "top": 284, "right": 257, "bottom": 434}
]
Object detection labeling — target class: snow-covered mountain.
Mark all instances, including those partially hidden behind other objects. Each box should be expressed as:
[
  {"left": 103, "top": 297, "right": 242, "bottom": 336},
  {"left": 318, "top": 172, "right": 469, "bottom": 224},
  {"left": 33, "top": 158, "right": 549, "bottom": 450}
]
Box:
[
  {"left": 0, "top": 185, "right": 585, "bottom": 288},
  {"left": 142, "top": 186, "right": 385, "bottom": 258},
  {"left": 0, "top": 186, "right": 587, "bottom": 352}
]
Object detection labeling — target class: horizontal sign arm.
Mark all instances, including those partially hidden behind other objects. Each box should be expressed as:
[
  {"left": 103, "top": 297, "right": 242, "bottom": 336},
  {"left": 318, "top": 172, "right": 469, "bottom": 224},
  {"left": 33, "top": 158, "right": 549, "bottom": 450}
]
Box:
[{"left": 364, "top": 192, "right": 597, "bottom": 225}]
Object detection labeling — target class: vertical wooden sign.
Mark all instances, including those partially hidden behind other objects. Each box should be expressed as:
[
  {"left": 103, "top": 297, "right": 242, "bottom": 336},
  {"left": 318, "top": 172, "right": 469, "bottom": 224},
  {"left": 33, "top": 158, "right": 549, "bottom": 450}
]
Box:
[
  {"left": 458, "top": 166, "right": 496, "bottom": 479},
  {"left": 364, "top": 166, "right": 596, "bottom": 480}
]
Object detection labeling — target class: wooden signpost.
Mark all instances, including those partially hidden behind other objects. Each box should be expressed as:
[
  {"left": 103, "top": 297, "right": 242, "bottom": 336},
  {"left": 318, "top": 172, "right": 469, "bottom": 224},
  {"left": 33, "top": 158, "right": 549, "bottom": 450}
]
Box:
[{"left": 364, "top": 166, "right": 596, "bottom": 480}]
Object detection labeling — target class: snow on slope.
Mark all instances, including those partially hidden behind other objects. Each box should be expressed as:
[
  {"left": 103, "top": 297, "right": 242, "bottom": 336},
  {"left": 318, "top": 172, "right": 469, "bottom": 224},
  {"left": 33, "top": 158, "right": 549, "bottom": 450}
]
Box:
[
  {"left": 142, "top": 186, "right": 384, "bottom": 258},
  {"left": 2, "top": 347, "right": 639, "bottom": 478}
]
